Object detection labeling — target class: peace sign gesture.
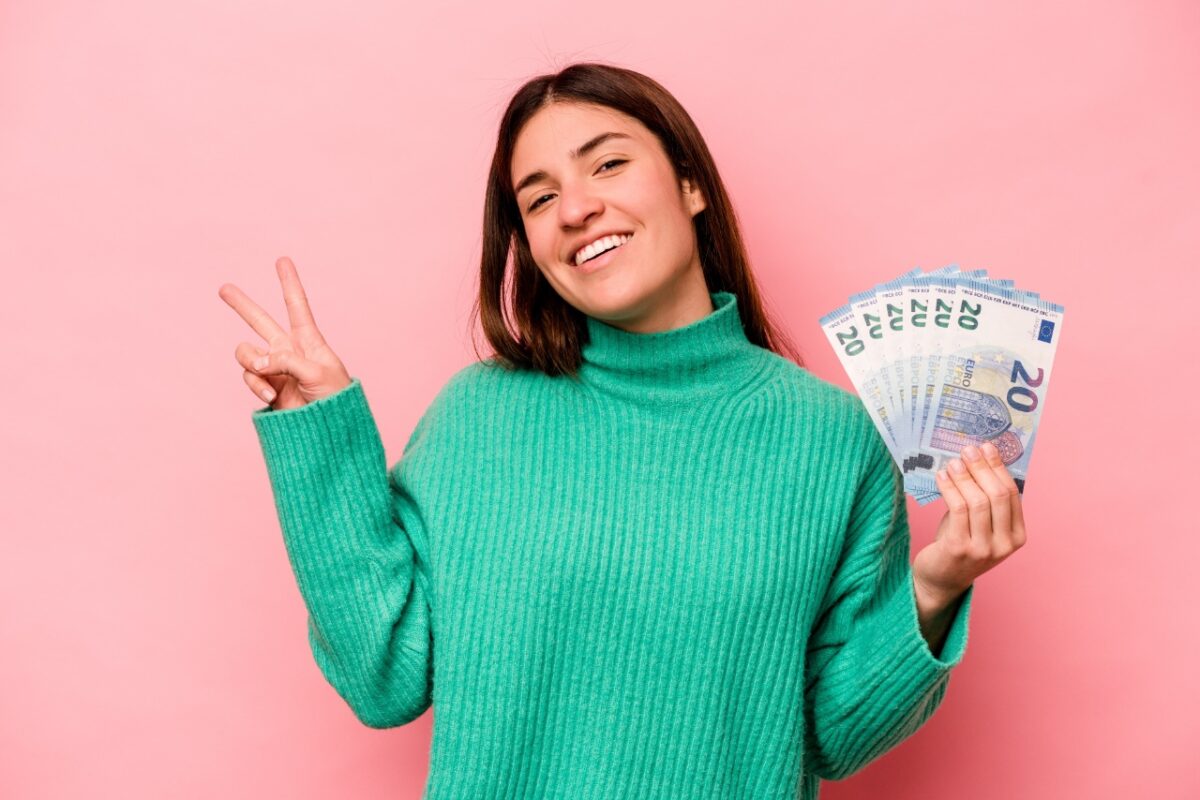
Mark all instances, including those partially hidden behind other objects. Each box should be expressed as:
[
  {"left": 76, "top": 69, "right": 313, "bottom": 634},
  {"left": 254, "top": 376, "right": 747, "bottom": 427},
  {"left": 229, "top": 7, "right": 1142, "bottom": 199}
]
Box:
[{"left": 218, "top": 256, "right": 352, "bottom": 410}]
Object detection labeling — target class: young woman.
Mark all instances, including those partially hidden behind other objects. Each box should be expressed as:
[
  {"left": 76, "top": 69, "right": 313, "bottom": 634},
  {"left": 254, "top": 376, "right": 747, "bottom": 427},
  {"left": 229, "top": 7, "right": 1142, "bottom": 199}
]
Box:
[{"left": 219, "top": 62, "right": 1025, "bottom": 799}]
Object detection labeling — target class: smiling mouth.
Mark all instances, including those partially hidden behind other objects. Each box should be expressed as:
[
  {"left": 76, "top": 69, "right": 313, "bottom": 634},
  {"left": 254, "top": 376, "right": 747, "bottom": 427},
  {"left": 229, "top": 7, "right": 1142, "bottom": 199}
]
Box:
[{"left": 572, "top": 233, "right": 633, "bottom": 267}]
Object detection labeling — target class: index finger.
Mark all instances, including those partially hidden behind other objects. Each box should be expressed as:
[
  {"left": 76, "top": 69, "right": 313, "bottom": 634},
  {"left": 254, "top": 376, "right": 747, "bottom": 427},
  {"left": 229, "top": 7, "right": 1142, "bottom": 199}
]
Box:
[
  {"left": 275, "top": 256, "right": 320, "bottom": 333},
  {"left": 217, "top": 281, "right": 288, "bottom": 343}
]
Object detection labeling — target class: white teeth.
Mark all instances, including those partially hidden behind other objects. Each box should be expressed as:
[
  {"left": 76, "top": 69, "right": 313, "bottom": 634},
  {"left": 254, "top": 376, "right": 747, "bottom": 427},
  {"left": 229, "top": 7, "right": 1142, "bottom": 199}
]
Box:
[{"left": 574, "top": 234, "right": 630, "bottom": 266}]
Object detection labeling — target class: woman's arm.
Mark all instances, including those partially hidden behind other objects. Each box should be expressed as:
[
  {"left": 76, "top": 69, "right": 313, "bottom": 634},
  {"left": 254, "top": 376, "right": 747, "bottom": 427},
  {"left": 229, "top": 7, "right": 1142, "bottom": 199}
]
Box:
[
  {"left": 915, "top": 582, "right": 971, "bottom": 659},
  {"left": 803, "top": 412, "right": 974, "bottom": 781},
  {"left": 252, "top": 377, "right": 435, "bottom": 729}
]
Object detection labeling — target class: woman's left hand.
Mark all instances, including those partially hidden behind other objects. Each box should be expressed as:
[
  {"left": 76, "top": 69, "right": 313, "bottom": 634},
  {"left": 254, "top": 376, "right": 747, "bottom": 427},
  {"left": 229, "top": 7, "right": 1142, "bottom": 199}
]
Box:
[{"left": 912, "top": 441, "right": 1028, "bottom": 604}]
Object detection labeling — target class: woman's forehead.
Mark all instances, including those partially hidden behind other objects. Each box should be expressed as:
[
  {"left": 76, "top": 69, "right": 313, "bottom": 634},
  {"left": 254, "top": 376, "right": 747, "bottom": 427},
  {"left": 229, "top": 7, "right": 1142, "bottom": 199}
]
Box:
[
  {"left": 533, "top": 101, "right": 637, "bottom": 131},
  {"left": 512, "top": 104, "right": 651, "bottom": 180}
]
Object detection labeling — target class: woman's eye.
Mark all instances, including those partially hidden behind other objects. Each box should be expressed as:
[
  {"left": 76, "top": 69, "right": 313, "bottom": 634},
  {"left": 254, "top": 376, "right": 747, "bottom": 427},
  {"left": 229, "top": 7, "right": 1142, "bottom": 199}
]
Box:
[{"left": 526, "top": 160, "right": 627, "bottom": 212}]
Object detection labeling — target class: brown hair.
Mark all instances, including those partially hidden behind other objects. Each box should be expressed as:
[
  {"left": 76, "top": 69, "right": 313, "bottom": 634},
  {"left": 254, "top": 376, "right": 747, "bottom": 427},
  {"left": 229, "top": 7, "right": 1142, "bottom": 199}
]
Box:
[{"left": 469, "top": 60, "right": 805, "bottom": 377}]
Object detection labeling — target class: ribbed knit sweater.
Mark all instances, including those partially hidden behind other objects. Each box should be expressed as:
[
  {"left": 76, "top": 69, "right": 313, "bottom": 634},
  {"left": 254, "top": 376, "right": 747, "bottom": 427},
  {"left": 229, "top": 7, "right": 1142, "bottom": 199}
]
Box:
[{"left": 251, "top": 289, "right": 974, "bottom": 799}]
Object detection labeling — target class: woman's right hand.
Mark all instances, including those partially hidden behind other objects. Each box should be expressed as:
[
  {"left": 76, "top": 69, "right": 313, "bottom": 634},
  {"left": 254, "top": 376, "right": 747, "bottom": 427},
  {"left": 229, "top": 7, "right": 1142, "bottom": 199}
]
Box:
[{"left": 218, "top": 256, "right": 353, "bottom": 410}]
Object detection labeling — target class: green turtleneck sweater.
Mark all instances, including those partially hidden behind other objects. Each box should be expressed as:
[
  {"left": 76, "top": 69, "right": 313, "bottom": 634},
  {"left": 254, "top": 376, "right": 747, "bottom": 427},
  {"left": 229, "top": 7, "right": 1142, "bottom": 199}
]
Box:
[{"left": 251, "top": 290, "right": 974, "bottom": 799}]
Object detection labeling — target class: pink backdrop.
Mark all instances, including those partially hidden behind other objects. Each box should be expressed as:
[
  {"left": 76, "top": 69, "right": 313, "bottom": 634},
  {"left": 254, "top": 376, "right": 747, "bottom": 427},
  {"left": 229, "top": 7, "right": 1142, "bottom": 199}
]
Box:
[{"left": 2, "top": 1, "right": 1196, "bottom": 797}]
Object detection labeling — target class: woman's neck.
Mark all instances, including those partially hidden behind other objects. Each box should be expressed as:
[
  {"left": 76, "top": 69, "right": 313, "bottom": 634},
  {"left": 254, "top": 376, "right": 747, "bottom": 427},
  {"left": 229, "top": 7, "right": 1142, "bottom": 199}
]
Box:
[{"left": 576, "top": 290, "right": 768, "bottom": 411}]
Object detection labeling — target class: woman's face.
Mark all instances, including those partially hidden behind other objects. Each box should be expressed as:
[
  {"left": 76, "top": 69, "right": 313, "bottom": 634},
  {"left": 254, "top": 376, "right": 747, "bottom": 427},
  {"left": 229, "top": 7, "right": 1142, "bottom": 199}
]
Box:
[{"left": 510, "top": 102, "right": 710, "bottom": 333}]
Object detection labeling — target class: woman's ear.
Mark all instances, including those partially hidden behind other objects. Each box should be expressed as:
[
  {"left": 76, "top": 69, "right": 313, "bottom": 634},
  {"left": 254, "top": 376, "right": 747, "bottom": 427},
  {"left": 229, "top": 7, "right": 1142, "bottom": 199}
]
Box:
[{"left": 682, "top": 178, "right": 707, "bottom": 216}]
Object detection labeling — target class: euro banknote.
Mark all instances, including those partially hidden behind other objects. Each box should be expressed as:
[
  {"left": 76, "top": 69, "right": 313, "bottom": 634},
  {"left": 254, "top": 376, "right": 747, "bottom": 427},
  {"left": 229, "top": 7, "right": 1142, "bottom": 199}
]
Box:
[{"left": 819, "top": 266, "right": 1065, "bottom": 505}]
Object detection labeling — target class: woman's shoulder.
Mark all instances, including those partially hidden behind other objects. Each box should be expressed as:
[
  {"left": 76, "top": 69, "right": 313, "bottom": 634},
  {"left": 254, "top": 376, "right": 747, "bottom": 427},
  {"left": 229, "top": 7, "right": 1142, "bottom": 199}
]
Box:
[
  {"left": 413, "top": 356, "right": 539, "bottom": 430},
  {"left": 418, "top": 358, "right": 498, "bottom": 420},
  {"left": 431, "top": 356, "right": 536, "bottom": 406},
  {"left": 757, "top": 351, "right": 869, "bottom": 420},
  {"left": 394, "top": 359, "right": 501, "bottom": 463},
  {"left": 753, "top": 353, "right": 884, "bottom": 470}
]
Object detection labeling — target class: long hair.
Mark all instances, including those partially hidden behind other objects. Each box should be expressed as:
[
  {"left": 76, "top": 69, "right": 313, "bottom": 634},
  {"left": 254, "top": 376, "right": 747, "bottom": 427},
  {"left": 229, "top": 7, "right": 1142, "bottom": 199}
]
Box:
[{"left": 470, "top": 61, "right": 805, "bottom": 377}]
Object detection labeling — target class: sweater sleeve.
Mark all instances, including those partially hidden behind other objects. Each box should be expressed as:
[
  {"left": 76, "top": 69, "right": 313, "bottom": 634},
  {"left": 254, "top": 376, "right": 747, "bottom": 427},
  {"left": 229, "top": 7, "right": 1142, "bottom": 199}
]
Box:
[
  {"left": 802, "top": 411, "right": 974, "bottom": 781},
  {"left": 251, "top": 376, "right": 437, "bottom": 729}
]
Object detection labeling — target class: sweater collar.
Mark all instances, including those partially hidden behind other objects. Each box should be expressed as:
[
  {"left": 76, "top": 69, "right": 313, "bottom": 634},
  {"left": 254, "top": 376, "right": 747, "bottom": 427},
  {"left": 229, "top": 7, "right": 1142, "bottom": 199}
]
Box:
[{"left": 578, "top": 290, "right": 766, "bottom": 408}]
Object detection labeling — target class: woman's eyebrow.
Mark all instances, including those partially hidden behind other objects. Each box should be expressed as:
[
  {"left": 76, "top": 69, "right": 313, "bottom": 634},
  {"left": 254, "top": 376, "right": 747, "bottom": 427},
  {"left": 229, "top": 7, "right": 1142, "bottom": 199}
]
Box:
[{"left": 514, "top": 132, "right": 633, "bottom": 196}]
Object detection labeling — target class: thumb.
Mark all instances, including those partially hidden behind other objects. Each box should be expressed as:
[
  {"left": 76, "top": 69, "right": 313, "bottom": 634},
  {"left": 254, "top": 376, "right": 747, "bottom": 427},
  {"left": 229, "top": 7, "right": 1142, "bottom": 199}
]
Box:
[{"left": 251, "top": 349, "right": 318, "bottom": 384}]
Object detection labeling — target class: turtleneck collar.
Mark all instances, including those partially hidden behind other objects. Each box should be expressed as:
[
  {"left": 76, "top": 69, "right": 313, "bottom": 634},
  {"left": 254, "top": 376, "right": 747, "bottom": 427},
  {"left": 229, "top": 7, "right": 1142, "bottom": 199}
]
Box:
[{"left": 577, "top": 290, "right": 768, "bottom": 409}]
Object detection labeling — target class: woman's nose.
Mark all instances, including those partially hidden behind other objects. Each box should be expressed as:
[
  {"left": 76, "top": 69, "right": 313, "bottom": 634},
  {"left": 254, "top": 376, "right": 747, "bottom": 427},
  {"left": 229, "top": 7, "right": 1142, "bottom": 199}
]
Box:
[{"left": 556, "top": 181, "right": 603, "bottom": 225}]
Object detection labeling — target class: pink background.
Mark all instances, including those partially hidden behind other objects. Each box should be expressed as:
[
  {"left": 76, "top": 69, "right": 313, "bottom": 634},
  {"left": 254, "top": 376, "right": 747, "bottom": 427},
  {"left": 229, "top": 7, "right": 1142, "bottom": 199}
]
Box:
[{"left": 2, "top": 1, "right": 1196, "bottom": 797}]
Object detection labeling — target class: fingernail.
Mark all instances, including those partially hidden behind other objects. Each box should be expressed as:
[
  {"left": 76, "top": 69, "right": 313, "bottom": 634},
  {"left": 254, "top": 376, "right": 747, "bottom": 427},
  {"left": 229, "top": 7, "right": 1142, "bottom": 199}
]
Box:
[
  {"left": 261, "top": 387, "right": 275, "bottom": 402},
  {"left": 982, "top": 442, "right": 997, "bottom": 458},
  {"left": 950, "top": 459, "right": 965, "bottom": 474},
  {"left": 253, "top": 356, "right": 268, "bottom": 370},
  {"left": 963, "top": 446, "right": 980, "bottom": 461}
]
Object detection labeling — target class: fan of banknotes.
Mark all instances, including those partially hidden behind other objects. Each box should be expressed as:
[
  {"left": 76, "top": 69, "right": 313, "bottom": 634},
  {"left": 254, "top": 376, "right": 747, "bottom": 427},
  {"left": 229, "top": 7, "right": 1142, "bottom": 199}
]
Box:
[{"left": 819, "top": 265, "right": 1065, "bottom": 506}]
